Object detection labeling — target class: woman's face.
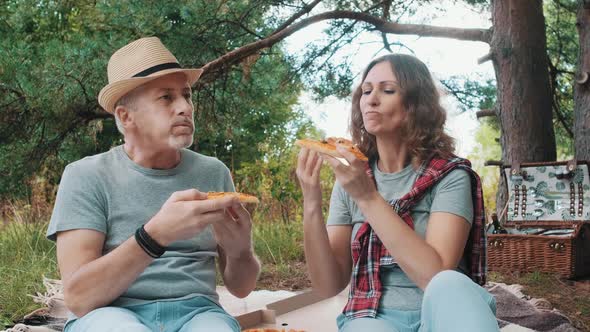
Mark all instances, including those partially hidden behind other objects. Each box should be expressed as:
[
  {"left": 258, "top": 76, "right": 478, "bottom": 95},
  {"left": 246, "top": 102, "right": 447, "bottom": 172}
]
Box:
[{"left": 359, "top": 61, "right": 406, "bottom": 138}]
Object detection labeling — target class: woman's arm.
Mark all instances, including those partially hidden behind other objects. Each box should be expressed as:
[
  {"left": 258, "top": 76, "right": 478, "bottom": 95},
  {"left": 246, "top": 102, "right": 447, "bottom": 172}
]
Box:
[
  {"left": 356, "top": 193, "right": 470, "bottom": 289},
  {"left": 297, "top": 148, "right": 353, "bottom": 297},
  {"left": 304, "top": 219, "right": 353, "bottom": 297}
]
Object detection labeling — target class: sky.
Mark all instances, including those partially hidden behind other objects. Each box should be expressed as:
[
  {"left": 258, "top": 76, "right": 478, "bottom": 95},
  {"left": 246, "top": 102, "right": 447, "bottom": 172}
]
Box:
[{"left": 284, "top": 2, "right": 495, "bottom": 157}]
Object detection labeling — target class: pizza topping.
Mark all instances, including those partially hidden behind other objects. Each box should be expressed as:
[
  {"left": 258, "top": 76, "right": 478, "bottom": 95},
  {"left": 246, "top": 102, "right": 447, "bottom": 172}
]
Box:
[
  {"left": 207, "top": 192, "right": 260, "bottom": 204},
  {"left": 295, "top": 137, "right": 368, "bottom": 161}
]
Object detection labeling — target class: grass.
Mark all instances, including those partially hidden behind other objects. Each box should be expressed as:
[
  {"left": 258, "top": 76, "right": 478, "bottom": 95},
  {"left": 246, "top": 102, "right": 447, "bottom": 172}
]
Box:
[
  {"left": 252, "top": 219, "right": 304, "bottom": 265},
  {"left": 0, "top": 220, "right": 59, "bottom": 329}
]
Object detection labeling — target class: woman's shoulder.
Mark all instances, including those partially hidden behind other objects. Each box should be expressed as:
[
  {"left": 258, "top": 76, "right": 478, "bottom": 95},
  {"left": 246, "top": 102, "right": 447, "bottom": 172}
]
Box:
[{"left": 431, "top": 167, "right": 472, "bottom": 197}]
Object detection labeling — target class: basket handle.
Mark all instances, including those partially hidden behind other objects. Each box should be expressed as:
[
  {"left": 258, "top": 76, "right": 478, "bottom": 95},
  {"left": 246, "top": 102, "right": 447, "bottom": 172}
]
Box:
[{"left": 509, "top": 159, "right": 577, "bottom": 176}]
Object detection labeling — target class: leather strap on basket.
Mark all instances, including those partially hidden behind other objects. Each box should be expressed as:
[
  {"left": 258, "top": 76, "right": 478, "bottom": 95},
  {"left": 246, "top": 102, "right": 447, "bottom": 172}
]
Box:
[
  {"left": 567, "top": 160, "right": 577, "bottom": 173},
  {"left": 511, "top": 162, "right": 521, "bottom": 176}
]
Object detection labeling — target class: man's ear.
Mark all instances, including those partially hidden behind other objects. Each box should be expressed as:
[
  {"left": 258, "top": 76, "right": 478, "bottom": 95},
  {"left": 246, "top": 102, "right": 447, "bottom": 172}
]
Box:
[{"left": 115, "top": 105, "right": 134, "bottom": 129}]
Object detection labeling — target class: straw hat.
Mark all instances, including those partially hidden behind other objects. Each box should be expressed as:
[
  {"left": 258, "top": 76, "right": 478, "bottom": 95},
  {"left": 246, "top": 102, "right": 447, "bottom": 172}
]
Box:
[{"left": 98, "top": 37, "right": 203, "bottom": 114}]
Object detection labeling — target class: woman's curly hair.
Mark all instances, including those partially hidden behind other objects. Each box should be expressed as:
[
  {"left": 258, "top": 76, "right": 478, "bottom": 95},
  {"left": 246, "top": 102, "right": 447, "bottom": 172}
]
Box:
[{"left": 350, "top": 54, "right": 455, "bottom": 165}]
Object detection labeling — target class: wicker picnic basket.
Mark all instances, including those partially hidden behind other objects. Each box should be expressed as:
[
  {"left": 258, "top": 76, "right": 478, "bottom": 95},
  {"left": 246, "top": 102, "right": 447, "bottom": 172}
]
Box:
[{"left": 487, "top": 160, "right": 590, "bottom": 279}]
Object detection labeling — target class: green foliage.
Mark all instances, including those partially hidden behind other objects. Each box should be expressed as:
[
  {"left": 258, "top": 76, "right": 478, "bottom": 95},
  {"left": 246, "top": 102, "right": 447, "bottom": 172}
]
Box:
[
  {"left": 441, "top": 77, "right": 497, "bottom": 112},
  {"left": 234, "top": 121, "right": 334, "bottom": 224},
  {"left": 544, "top": 0, "right": 577, "bottom": 158},
  {"left": 468, "top": 118, "right": 501, "bottom": 215},
  {"left": 0, "top": 219, "right": 58, "bottom": 328}
]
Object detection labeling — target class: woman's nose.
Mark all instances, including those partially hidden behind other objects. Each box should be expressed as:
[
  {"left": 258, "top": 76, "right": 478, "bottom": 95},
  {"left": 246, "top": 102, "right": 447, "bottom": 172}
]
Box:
[{"left": 366, "top": 91, "right": 379, "bottom": 106}]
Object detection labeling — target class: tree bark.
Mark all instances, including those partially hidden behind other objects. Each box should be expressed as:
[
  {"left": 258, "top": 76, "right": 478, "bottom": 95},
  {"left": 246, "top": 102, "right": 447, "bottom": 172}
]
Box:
[
  {"left": 490, "top": 0, "right": 557, "bottom": 215},
  {"left": 574, "top": 1, "right": 590, "bottom": 159}
]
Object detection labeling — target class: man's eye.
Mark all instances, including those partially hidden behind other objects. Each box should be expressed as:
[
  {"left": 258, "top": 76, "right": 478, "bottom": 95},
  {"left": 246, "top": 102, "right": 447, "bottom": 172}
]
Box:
[
  {"left": 160, "top": 95, "right": 171, "bottom": 100},
  {"left": 362, "top": 90, "right": 371, "bottom": 95},
  {"left": 184, "top": 94, "right": 191, "bottom": 100},
  {"left": 384, "top": 90, "right": 395, "bottom": 94}
]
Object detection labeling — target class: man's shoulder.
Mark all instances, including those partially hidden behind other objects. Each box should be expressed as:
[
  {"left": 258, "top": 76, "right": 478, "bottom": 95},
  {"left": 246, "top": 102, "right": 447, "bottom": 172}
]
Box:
[
  {"left": 64, "top": 146, "right": 120, "bottom": 177},
  {"left": 183, "top": 149, "right": 228, "bottom": 170}
]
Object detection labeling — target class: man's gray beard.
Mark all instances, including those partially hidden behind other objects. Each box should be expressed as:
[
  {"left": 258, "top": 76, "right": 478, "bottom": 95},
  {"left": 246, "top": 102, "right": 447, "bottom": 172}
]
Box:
[{"left": 169, "top": 134, "right": 194, "bottom": 149}]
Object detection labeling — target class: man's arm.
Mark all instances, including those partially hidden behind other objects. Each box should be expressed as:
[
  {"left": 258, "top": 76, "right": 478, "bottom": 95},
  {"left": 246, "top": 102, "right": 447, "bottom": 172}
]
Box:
[
  {"left": 58, "top": 189, "right": 240, "bottom": 317},
  {"left": 217, "top": 246, "right": 260, "bottom": 298},
  {"left": 214, "top": 204, "right": 260, "bottom": 298},
  {"left": 57, "top": 229, "right": 153, "bottom": 317}
]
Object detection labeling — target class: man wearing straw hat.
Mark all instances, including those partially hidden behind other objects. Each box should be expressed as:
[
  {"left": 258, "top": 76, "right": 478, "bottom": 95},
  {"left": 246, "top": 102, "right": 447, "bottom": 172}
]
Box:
[{"left": 46, "top": 37, "right": 260, "bottom": 331}]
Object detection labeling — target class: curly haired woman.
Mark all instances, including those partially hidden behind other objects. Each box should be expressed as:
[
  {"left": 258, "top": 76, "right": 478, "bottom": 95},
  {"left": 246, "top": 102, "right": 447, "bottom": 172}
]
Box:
[{"left": 296, "top": 54, "right": 498, "bottom": 332}]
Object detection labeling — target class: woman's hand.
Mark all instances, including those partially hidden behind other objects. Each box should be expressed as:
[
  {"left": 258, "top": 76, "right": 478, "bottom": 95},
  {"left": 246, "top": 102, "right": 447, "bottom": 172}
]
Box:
[
  {"left": 296, "top": 147, "right": 324, "bottom": 203},
  {"left": 323, "top": 145, "right": 378, "bottom": 204}
]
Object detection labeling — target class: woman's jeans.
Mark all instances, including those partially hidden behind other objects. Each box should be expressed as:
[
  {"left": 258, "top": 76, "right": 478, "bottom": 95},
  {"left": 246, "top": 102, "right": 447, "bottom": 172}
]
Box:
[{"left": 337, "top": 270, "right": 499, "bottom": 332}]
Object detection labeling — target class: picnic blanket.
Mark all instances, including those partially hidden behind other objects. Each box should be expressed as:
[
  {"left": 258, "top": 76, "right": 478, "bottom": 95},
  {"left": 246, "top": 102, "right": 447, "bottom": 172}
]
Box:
[
  {"left": 1, "top": 278, "right": 580, "bottom": 332},
  {"left": 487, "top": 283, "right": 580, "bottom": 332}
]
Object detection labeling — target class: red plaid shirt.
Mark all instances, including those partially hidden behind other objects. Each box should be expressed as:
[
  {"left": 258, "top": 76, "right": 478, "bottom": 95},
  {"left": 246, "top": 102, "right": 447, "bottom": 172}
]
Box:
[{"left": 343, "top": 156, "right": 487, "bottom": 318}]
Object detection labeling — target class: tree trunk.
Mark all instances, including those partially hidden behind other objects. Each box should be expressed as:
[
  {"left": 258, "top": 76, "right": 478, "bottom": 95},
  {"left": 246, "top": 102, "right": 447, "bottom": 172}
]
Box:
[
  {"left": 490, "top": 0, "right": 557, "bottom": 216},
  {"left": 574, "top": 1, "right": 590, "bottom": 160}
]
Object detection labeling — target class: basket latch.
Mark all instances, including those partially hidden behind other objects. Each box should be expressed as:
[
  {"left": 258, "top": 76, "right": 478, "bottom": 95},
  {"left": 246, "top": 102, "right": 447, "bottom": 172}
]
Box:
[
  {"left": 557, "top": 160, "right": 577, "bottom": 179},
  {"left": 489, "top": 239, "right": 504, "bottom": 248},
  {"left": 548, "top": 242, "right": 565, "bottom": 252}
]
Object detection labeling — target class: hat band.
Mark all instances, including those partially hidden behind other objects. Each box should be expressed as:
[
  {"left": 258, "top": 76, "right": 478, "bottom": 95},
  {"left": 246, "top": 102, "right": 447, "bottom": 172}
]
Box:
[{"left": 132, "top": 62, "right": 182, "bottom": 78}]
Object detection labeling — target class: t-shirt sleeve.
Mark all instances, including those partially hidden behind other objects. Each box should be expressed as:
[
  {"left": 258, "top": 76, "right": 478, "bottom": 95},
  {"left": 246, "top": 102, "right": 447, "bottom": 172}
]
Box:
[
  {"left": 429, "top": 169, "right": 474, "bottom": 225},
  {"left": 326, "top": 181, "right": 353, "bottom": 226},
  {"left": 46, "top": 163, "right": 108, "bottom": 241},
  {"left": 222, "top": 165, "right": 236, "bottom": 192}
]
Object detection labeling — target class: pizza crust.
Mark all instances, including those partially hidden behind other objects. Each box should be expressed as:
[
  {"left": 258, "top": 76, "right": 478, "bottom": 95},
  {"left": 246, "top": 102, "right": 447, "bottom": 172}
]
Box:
[
  {"left": 295, "top": 137, "right": 368, "bottom": 161},
  {"left": 207, "top": 192, "right": 260, "bottom": 204}
]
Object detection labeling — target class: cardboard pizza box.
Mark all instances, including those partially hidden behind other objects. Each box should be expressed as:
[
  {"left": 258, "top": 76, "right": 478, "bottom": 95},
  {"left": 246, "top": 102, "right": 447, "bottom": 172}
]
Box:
[{"left": 236, "top": 288, "right": 348, "bottom": 331}]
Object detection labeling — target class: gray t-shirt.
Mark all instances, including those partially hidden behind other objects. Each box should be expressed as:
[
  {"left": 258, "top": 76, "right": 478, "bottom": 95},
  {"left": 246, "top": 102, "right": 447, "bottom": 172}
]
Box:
[
  {"left": 327, "top": 162, "right": 473, "bottom": 311},
  {"left": 47, "top": 145, "right": 234, "bottom": 307}
]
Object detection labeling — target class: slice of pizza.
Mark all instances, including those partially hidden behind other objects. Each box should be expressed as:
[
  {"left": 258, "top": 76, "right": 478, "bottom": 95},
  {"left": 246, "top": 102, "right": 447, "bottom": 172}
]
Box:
[
  {"left": 295, "top": 137, "right": 368, "bottom": 161},
  {"left": 207, "top": 192, "right": 260, "bottom": 204}
]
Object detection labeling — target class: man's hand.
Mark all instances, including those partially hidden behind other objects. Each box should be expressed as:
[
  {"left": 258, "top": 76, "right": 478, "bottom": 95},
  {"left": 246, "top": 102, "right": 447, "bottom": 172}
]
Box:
[
  {"left": 215, "top": 203, "right": 259, "bottom": 298},
  {"left": 144, "top": 189, "right": 239, "bottom": 246},
  {"left": 212, "top": 203, "right": 253, "bottom": 258}
]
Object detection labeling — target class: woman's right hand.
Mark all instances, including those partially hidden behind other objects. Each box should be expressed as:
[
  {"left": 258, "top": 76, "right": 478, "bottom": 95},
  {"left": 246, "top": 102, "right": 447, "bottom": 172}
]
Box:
[{"left": 296, "top": 147, "right": 323, "bottom": 204}]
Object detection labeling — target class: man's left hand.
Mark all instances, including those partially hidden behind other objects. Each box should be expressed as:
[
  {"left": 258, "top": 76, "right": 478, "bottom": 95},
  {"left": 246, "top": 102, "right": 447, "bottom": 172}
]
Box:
[{"left": 212, "top": 203, "right": 253, "bottom": 259}]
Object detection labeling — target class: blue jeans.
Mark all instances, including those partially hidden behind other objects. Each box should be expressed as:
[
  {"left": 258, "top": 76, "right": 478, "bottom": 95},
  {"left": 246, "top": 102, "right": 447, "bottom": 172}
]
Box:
[
  {"left": 337, "top": 270, "right": 499, "bottom": 332},
  {"left": 63, "top": 295, "right": 240, "bottom": 332}
]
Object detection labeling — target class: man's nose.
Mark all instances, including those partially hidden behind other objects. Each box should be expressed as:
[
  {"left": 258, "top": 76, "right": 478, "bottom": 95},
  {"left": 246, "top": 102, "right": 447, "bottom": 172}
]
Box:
[{"left": 176, "top": 98, "right": 193, "bottom": 116}]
